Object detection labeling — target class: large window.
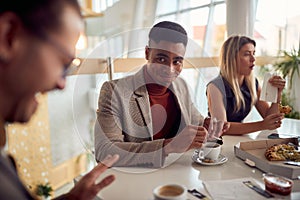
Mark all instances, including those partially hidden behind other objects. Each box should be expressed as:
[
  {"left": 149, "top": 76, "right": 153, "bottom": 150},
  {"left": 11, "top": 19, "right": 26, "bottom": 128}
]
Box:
[
  {"left": 92, "top": 0, "right": 120, "bottom": 12},
  {"left": 255, "top": 0, "right": 300, "bottom": 56},
  {"left": 83, "top": 0, "right": 300, "bottom": 58},
  {"left": 155, "top": 0, "right": 300, "bottom": 57},
  {"left": 155, "top": 0, "right": 226, "bottom": 57}
]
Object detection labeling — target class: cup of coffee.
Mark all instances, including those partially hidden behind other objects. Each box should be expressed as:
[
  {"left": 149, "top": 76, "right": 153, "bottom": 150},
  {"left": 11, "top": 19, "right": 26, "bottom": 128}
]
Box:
[
  {"left": 198, "top": 142, "right": 221, "bottom": 161},
  {"left": 153, "top": 184, "right": 187, "bottom": 200}
]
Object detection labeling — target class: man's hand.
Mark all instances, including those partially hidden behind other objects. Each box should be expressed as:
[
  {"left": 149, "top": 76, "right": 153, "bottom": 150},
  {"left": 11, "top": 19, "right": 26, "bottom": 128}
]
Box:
[
  {"left": 65, "top": 154, "right": 119, "bottom": 200},
  {"left": 203, "top": 117, "right": 230, "bottom": 137},
  {"left": 163, "top": 125, "right": 207, "bottom": 155}
]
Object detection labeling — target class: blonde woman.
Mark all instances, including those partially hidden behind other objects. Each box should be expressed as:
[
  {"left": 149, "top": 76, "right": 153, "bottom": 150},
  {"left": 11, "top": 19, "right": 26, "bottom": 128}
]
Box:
[{"left": 206, "top": 35, "right": 285, "bottom": 135}]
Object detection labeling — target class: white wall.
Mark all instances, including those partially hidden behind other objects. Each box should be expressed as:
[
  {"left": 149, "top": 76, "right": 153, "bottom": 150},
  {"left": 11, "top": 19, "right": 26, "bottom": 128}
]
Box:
[{"left": 48, "top": 75, "right": 96, "bottom": 166}]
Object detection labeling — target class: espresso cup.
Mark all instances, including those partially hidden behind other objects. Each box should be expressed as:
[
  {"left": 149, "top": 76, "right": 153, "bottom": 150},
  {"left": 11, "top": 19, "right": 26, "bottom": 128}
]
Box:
[
  {"left": 198, "top": 142, "right": 221, "bottom": 160},
  {"left": 153, "top": 184, "right": 187, "bottom": 200}
]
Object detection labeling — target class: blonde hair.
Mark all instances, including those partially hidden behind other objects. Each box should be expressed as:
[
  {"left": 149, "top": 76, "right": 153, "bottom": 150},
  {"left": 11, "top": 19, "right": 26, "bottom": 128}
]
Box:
[{"left": 219, "top": 35, "right": 257, "bottom": 112}]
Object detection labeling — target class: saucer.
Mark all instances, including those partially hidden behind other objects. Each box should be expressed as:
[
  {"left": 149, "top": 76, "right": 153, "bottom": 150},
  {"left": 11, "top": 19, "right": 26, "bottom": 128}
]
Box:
[{"left": 192, "top": 150, "right": 228, "bottom": 166}]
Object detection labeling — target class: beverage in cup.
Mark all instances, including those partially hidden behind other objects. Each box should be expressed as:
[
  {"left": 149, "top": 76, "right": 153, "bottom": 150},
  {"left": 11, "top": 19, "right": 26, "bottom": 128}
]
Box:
[
  {"left": 153, "top": 184, "right": 187, "bottom": 200},
  {"left": 198, "top": 142, "right": 221, "bottom": 161}
]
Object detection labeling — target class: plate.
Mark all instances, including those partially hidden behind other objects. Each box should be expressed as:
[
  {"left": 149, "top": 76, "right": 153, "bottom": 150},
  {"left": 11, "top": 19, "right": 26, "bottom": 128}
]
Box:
[{"left": 192, "top": 150, "right": 228, "bottom": 166}]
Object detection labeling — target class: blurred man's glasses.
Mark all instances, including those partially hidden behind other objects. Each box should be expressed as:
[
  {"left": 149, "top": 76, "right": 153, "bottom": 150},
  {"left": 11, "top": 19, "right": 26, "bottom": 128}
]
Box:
[
  {"left": 44, "top": 35, "right": 81, "bottom": 77},
  {"left": 62, "top": 57, "right": 81, "bottom": 77}
]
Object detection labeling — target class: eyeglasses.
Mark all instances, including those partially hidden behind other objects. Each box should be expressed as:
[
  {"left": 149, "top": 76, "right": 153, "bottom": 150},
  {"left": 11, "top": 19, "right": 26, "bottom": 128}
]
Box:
[
  {"left": 62, "top": 57, "right": 82, "bottom": 77},
  {"left": 42, "top": 34, "right": 82, "bottom": 77}
]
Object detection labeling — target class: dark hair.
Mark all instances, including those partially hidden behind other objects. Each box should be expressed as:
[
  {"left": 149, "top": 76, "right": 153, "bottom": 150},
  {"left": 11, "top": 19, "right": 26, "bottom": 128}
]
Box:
[
  {"left": 0, "top": 0, "right": 81, "bottom": 38},
  {"left": 148, "top": 21, "right": 188, "bottom": 47}
]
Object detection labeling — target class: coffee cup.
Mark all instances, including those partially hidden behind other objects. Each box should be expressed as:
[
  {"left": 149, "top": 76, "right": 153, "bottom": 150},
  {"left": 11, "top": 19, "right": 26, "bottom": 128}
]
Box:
[
  {"left": 198, "top": 142, "right": 221, "bottom": 160},
  {"left": 153, "top": 184, "right": 187, "bottom": 200}
]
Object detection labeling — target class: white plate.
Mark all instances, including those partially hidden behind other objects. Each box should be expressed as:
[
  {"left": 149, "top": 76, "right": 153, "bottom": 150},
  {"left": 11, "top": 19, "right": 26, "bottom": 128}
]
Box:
[{"left": 192, "top": 150, "right": 228, "bottom": 166}]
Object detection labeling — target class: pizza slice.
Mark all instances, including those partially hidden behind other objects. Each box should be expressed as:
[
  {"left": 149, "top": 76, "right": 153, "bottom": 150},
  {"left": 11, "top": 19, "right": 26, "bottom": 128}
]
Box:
[
  {"left": 265, "top": 144, "right": 300, "bottom": 161},
  {"left": 279, "top": 104, "right": 292, "bottom": 115}
]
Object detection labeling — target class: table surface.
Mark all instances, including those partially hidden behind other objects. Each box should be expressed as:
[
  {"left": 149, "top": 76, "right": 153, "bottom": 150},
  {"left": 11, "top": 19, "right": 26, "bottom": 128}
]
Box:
[{"left": 95, "top": 129, "right": 300, "bottom": 200}]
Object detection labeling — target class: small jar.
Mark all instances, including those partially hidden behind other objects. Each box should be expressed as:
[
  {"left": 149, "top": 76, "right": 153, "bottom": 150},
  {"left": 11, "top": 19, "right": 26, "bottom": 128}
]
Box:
[{"left": 263, "top": 173, "right": 293, "bottom": 195}]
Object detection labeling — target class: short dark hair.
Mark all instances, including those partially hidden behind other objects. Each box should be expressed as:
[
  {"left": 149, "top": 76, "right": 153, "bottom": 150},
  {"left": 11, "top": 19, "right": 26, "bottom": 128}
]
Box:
[
  {"left": 148, "top": 21, "right": 188, "bottom": 47},
  {"left": 0, "top": 0, "right": 81, "bottom": 38}
]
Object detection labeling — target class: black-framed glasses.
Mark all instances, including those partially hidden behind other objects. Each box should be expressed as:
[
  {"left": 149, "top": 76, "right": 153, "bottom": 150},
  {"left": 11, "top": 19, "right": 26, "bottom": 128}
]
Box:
[
  {"left": 37, "top": 32, "right": 82, "bottom": 77},
  {"left": 61, "top": 57, "right": 81, "bottom": 77}
]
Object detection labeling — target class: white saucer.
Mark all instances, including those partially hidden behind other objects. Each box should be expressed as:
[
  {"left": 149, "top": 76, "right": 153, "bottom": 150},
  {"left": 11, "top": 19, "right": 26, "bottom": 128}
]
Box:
[{"left": 192, "top": 150, "right": 228, "bottom": 166}]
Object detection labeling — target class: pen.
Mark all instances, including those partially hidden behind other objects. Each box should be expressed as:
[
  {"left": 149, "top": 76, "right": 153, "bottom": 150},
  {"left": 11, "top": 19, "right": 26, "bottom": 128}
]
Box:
[
  {"left": 243, "top": 181, "right": 274, "bottom": 198},
  {"left": 188, "top": 189, "right": 210, "bottom": 200}
]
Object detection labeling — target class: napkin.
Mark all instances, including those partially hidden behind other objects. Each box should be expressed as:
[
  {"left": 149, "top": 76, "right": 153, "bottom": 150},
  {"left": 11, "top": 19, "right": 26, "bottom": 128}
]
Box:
[
  {"left": 260, "top": 72, "right": 278, "bottom": 103},
  {"left": 203, "top": 177, "right": 268, "bottom": 200}
]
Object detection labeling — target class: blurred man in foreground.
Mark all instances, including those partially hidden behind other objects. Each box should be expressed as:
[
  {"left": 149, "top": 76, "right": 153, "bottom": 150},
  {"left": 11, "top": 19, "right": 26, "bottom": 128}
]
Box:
[{"left": 0, "top": 0, "right": 118, "bottom": 199}]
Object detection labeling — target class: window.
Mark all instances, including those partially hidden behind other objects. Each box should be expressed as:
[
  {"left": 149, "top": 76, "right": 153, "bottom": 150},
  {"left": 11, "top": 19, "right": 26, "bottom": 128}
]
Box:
[
  {"left": 156, "top": 0, "right": 226, "bottom": 57},
  {"left": 92, "top": 0, "right": 120, "bottom": 12},
  {"left": 255, "top": 0, "right": 300, "bottom": 56}
]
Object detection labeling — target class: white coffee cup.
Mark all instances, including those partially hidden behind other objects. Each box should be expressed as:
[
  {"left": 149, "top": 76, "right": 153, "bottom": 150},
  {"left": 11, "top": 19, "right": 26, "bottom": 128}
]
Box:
[
  {"left": 198, "top": 142, "right": 221, "bottom": 160},
  {"left": 153, "top": 184, "right": 187, "bottom": 200}
]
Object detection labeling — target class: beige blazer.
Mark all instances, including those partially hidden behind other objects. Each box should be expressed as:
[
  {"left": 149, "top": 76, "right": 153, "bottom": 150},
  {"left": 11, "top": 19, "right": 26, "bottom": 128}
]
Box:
[{"left": 94, "top": 66, "right": 204, "bottom": 167}]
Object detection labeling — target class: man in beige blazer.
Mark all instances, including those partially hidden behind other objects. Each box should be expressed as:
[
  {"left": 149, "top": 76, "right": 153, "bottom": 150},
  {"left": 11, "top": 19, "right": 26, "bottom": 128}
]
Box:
[{"left": 94, "top": 21, "right": 211, "bottom": 167}]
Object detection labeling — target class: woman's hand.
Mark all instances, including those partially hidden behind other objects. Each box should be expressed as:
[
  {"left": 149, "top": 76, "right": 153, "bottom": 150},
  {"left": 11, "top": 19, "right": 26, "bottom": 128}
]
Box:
[
  {"left": 222, "top": 121, "right": 230, "bottom": 134},
  {"left": 261, "top": 113, "right": 284, "bottom": 130},
  {"left": 269, "top": 75, "right": 286, "bottom": 93},
  {"left": 203, "top": 117, "right": 230, "bottom": 137}
]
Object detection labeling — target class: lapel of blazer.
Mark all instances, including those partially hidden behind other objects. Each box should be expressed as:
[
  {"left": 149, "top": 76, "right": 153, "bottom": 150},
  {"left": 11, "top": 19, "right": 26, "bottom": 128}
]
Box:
[{"left": 131, "top": 66, "right": 153, "bottom": 139}]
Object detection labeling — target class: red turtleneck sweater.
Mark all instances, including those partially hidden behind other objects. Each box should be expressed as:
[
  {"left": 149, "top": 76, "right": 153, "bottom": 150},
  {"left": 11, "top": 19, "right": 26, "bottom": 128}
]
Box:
[{"left": 144, "top": 68, "right": 181, "bottom": 140}]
